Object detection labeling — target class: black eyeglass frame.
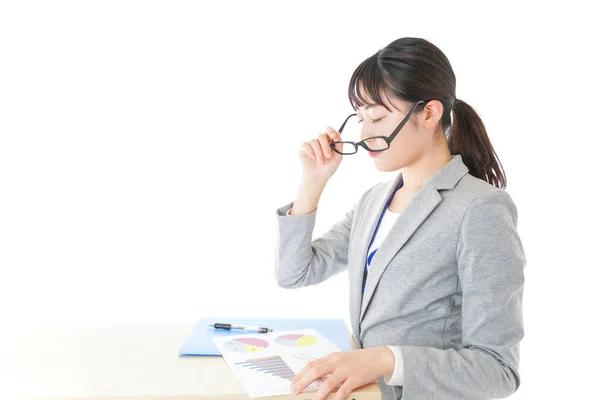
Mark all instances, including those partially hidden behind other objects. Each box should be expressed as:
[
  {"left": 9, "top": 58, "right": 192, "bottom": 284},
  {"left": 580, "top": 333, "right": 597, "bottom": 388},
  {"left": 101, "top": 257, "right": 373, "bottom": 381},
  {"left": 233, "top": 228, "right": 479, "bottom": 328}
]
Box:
[{"left": 330, "top": 99, "right": 433, "bottom": 155}]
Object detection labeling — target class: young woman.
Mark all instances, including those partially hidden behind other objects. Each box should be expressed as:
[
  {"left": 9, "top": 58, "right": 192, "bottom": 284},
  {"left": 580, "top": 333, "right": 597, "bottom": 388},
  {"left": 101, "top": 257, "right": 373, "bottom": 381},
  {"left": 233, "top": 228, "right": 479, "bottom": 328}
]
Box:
[{"left": 275, "top": 37, "right": 526, "bottom": 400}]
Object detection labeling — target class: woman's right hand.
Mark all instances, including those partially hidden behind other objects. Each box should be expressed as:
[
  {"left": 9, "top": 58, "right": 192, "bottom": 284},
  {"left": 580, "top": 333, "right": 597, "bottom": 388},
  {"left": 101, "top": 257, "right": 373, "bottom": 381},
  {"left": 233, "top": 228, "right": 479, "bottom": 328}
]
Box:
[{"left": 299, "top": 127, "right": 344, "bottom": 184}]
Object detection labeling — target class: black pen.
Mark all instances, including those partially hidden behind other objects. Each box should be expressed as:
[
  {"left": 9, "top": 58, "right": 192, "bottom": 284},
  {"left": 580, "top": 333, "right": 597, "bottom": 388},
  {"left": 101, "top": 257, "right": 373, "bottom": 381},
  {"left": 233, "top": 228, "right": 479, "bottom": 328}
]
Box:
[{"left": 207, "top": 323, "right": 273, "bottom": 333}]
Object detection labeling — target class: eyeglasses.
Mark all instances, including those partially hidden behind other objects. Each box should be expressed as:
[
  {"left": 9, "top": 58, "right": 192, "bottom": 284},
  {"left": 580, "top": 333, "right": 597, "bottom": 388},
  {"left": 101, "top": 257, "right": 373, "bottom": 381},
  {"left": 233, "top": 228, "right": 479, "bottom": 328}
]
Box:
[{"left": 330, "top": 99, "right": 432, "bottom": 155}]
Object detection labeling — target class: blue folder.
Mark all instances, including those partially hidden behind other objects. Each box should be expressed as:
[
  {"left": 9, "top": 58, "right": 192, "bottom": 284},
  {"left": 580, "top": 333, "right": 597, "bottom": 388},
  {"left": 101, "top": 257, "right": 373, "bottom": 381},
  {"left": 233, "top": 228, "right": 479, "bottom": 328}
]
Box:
[{"left": 179, "top": 317, "right": 352, "bottom": 356}]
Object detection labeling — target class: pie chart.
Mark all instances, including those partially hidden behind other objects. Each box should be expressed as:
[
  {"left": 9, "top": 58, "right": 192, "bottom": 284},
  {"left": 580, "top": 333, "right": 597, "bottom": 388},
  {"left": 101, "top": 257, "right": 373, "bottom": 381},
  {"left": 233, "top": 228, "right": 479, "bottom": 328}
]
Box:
[
  {"left": 223, "top": 337, "right": 269, "bottom": 353},
  {"left": 275, "top": 334, "right": 318, "bottom": 347}
]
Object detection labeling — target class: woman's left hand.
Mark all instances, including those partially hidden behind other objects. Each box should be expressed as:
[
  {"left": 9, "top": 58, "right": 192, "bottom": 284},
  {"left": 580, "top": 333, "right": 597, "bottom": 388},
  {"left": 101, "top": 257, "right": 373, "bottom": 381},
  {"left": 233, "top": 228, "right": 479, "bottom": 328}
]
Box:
[{"left": 290, "top": 346, "right": 395, "bottom": 400}]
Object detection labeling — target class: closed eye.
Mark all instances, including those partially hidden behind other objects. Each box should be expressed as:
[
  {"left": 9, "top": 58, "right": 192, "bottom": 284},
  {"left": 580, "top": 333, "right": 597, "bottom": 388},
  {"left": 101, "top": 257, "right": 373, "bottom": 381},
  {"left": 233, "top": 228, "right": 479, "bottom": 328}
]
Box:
[{"left": 357, "top": 118, "right": 383, "bottom": 124}]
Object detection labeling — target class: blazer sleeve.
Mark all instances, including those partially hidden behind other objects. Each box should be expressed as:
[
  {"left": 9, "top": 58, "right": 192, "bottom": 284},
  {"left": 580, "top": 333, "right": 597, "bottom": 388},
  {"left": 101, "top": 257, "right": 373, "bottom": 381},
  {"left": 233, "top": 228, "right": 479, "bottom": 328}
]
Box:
[
  {"left": 274, "top": 200, "right": 355, "bottom": 289},
  {"left": 388, "top": 189, "right": 526, "bottom": 400}
]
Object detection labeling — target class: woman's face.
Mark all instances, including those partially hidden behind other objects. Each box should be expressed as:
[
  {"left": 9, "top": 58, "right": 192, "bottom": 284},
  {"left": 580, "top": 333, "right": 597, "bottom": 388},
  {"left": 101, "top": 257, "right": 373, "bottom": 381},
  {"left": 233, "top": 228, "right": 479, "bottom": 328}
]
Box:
[{"left": 356, "top": 92, "right": 436, "bottom": 172}]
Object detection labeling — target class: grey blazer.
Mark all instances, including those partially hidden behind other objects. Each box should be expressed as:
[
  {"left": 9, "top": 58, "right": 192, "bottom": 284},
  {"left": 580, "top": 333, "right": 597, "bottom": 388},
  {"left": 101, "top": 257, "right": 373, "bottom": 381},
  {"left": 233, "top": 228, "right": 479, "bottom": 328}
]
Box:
[{"left": 274, "top": 154, "right": 526, "bottom": 400}]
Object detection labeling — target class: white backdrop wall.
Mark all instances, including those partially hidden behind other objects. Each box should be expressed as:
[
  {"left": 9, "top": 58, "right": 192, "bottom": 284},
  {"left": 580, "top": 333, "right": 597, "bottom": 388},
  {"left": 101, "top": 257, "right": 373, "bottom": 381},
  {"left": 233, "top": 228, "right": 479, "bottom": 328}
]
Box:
[{"left": 1, "top": 1, "right": 598, "bottom": 398}]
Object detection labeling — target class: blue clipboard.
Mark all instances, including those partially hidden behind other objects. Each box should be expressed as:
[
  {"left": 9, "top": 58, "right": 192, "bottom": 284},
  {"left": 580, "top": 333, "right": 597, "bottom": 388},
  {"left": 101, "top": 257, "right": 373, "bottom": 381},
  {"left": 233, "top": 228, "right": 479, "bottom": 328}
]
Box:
[{"left": 179, "top": 317, "right": 352, "bottom": 356}]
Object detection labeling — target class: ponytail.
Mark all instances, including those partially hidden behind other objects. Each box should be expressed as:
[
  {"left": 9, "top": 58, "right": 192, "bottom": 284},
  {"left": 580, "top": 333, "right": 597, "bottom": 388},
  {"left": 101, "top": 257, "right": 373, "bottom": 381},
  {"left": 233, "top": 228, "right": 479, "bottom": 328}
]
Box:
[{"left": 449, "top": 99, "right": 506, "bottom": 189}]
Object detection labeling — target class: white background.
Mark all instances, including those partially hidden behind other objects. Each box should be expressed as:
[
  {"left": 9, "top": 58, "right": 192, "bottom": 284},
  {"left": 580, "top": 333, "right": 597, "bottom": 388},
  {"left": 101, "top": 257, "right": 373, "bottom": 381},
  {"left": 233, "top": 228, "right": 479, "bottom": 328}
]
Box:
[{"left": 1, "top": 1, "right": 598, "bottom": 398}]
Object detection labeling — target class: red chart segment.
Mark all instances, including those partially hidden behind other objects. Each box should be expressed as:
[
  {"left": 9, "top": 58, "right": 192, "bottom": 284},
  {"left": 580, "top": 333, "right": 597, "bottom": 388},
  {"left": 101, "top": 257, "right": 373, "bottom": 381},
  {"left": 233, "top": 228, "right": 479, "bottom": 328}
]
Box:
[{"left": 275, "top": 334, "right": 318, "bottom": 347}]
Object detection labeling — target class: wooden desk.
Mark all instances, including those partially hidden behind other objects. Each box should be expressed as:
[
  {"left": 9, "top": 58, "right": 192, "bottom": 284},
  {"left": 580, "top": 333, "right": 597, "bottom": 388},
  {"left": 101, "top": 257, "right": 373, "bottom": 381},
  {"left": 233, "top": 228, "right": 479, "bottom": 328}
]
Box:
[{"left": 0, "top": 322, "right": 381, "bottom": 400}]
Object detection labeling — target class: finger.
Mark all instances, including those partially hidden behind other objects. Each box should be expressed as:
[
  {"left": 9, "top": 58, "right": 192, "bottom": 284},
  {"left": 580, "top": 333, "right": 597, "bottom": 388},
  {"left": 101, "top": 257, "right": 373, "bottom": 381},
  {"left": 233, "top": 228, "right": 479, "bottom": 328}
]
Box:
[
  {"left": 310, "top": 139, "right": 325, "bottom": 165},
  {"left": 291, "top": 363, "right": 333, "bottom": 394},
  {"left": 325, "top": 128, "right": 343, "bottom": 158},
  {"left": 314, "top": 373, "right": 344, "bottom": 400},
  {"left": 291, "top": 357, "right": 327, "bottom": 386},
  {"left": 301, "top": 142, "right": 315, "bottom": 160},
  {"left": 325, "top": 127, "right": 341, "bottom": 141},
  {"left": 332, "top": 380, "right": 354, "bottom": 400},
  {"left": 317, "top": 133, "right": 333, "bottom": 159}
]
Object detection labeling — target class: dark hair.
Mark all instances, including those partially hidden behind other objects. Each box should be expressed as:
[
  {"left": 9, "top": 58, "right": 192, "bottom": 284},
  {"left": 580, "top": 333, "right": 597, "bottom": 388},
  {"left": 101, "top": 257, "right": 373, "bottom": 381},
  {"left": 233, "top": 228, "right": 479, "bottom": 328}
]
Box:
[{"left": 347, "top": 37, "right": 506, "bottom": 189}]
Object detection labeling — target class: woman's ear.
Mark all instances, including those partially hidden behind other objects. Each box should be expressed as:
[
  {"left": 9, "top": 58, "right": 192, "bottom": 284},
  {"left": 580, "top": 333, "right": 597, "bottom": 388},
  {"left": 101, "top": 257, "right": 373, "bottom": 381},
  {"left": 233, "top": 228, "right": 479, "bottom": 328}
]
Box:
[{"left": 422, "top": 100, "right": 444, "bottom": 128}]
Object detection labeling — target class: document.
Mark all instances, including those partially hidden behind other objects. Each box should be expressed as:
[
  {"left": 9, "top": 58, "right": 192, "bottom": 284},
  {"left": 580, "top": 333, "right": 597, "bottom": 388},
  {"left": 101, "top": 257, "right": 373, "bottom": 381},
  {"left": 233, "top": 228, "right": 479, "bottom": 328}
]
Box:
[{"left": 213, "top": 328, "right": 342, "bottom": 398}]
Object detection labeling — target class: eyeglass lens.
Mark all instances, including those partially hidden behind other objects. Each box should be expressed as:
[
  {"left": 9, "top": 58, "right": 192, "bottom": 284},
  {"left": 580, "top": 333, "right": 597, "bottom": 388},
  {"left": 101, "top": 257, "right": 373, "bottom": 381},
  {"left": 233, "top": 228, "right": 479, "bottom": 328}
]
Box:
[{"left": 333, "top": 114, "right": 389, "bottom": 154}]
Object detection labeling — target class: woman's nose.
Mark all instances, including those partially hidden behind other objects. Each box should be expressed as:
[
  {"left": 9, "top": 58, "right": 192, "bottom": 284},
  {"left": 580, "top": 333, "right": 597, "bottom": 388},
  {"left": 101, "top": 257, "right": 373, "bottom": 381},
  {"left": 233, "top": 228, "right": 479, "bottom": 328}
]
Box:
[{"left": 360, "top": 130, "right": 373, "bottom": 141}]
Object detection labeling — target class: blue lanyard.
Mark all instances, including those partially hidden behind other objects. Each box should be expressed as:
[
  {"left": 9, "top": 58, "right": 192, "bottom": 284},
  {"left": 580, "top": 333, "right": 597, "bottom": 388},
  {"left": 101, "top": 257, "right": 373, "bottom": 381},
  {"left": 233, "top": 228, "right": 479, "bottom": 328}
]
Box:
[{"left": 362, "top": 181, "right": 404, "bottom": 293}]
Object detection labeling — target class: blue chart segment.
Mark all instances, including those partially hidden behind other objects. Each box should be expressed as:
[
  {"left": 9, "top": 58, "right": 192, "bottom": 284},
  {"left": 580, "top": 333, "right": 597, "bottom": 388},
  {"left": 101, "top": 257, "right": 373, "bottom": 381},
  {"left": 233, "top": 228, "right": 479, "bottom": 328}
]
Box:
[{"left": 236, "top": 356, "right": 295, "bottom": 381}]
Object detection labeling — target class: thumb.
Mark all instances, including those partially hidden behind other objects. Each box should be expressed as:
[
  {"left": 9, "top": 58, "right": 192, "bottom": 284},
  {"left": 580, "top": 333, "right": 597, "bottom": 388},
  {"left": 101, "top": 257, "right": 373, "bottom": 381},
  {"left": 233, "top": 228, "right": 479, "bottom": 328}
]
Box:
[
  {"left": 327, "top": 131, "right": 343, "bottom": 153},
  {"left": 327, "top": 130, "right": 342, "bottom": 141}
]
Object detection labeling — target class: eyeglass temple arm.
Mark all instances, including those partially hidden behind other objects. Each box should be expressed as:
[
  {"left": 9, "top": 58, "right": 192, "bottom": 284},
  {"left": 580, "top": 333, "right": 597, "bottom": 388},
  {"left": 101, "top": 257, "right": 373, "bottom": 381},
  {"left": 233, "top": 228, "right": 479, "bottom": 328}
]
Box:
[
  {"left": 338, "top": 113, "right": 357, "bottom": 133},
  {"left": 330, "top": 113, "right": 358, "bottom": 148},
  {"left": 386, "top": 100, "right": 428, "bottom": 143}
]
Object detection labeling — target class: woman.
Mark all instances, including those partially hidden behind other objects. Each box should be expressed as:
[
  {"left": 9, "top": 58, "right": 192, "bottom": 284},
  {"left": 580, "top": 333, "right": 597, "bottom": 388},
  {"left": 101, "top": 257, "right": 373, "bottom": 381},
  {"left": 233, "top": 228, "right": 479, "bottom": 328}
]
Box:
[{"left": 275, "top": 37, "right": 526, "bottom": 400}]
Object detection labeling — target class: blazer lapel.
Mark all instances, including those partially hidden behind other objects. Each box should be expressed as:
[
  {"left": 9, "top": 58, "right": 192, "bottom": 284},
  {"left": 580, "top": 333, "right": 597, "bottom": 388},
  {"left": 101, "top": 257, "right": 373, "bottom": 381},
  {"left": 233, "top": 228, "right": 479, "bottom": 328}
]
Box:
[
  {"left": 356, "top": 154, "right": 470, "bottom": 327},
  {"left": 349, "top": 171, "right": 403, "bottom": 340}
]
